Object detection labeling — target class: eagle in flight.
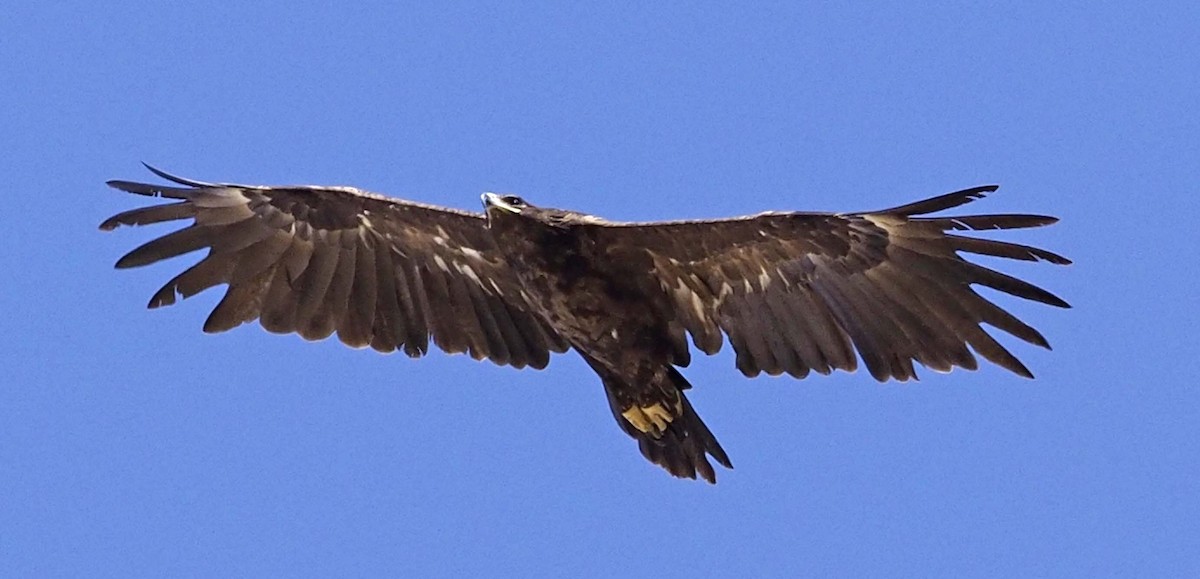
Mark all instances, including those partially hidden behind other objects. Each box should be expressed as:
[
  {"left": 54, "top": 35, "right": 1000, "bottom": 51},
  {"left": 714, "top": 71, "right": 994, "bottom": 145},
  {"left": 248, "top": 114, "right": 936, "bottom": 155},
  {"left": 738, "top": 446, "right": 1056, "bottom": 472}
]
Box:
[{"left": 101, "top": 165, "right": 1070, "bottom": 483}]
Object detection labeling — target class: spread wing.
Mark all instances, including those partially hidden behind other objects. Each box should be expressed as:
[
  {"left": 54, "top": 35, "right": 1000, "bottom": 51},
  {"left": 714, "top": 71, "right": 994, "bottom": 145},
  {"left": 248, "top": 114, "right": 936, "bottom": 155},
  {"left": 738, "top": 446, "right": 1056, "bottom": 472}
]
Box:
[
  {"left": 584, "top": 186, "right": 1070, "bottom": 381},
  {"left": 101, "top": 165, "right": 568, "bottom": 368}
]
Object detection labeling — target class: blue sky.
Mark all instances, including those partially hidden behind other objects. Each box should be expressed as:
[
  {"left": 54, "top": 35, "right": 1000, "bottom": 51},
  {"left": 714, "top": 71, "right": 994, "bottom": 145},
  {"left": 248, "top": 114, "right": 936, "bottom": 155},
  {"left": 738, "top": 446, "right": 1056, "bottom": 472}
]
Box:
[{"left": 2, "top": 2, "right": 1197, "bottom": 577}]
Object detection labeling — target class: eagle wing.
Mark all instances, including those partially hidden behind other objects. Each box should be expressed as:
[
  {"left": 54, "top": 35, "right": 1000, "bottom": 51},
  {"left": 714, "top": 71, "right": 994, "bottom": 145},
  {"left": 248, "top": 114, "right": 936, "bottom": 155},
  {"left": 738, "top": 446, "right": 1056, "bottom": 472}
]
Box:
[
  {"left": 101, "top": 165, "right": 568, "bottom": 368},
  {"left": 583, "top": 186, "right": 1070, "bottom": 380}
]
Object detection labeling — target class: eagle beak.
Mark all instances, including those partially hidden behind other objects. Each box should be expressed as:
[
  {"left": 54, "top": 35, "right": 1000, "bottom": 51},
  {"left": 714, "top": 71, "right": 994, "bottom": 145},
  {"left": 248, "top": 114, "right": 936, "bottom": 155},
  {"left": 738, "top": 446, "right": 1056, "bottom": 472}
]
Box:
[{"left": 482, "top": 192, "right": 521, "bottom": 214}]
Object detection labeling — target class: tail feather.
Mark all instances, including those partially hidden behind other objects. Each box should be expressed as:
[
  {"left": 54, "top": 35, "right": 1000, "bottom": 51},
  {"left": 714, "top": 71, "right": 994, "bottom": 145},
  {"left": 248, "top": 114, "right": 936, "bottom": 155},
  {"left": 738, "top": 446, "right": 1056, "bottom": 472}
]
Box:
[{"left": 602, "top": 366, "right": 732, "bottom": 483}]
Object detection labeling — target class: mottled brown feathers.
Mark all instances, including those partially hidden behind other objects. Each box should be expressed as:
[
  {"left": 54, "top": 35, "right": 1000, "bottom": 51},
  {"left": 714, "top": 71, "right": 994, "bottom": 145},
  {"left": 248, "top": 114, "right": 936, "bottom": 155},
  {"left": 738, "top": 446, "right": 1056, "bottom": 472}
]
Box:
[
  {"left": 103, "top": 166, "right": 568, "bottom": 368},
  {"left": 102, "top": 166, "right": 1069, "bottom": 483},
  {"left": 579, "top": 186, "right": 1070, "bottom": 382}
]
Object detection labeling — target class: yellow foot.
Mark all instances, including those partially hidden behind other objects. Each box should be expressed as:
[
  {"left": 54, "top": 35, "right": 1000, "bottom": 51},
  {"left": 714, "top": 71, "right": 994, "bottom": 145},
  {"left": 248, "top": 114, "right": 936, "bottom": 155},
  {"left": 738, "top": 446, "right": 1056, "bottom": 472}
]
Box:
[{"left": 621, "top": 403, "right": 676, "bottom": 436}]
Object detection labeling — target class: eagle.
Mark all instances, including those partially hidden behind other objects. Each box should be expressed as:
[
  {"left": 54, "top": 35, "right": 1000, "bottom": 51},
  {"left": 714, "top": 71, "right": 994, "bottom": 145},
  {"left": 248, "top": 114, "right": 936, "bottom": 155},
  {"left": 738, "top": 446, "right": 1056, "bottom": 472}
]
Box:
[{"left": 101, "top": 164, "right": 1070, "bottom": 483}]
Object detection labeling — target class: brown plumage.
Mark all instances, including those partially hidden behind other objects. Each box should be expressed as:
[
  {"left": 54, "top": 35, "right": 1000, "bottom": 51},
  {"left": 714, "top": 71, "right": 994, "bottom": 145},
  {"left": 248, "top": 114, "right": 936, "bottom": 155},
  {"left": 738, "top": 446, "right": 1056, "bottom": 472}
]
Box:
[{"left": 101, "top": 165, "right": 1070, "bottom": 483}]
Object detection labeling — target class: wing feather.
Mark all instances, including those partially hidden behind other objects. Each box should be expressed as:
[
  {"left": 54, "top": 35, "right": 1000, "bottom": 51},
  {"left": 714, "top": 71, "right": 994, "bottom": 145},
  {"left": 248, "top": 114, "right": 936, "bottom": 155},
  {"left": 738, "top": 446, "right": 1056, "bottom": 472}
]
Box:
[
  {"left": 394, "top": 260, "right": 431, "bottom": 357},
  {"left": 259, "top": 237, "right": 314, "bottom": 334},
  {"left": 303, "top": 239, "right": 355, "bottom": 342},
  {"left": 340, "top": 233, "right": 378, "bottom": 349},
  {"left": 116, "top": 225, "right": 212, "bottom": 268},
  {"left": 100, "top": 202, "right": 196, "bottom": 229},
  {"left": 228, "top": 231, "right": 292, "bottom": 286},
  {"left": 148, "top": 256, "right": 237, "bottom": 309},
  {"left": 761, "top": 288, "right": 806, "bottom": 376},
  {"left": 778, "top": 289, "right": 835, "bottom": 375},
  {"left": 293, "top": 232, "right": 341, "bottom": 338},
  {"left": 582, "top": 185, "right": 1068, "bottom": 381},
  {"left": 461, "top": 277, "right": 508, "bottom": 362},
  {"left": 204, "top": 261, "right": 276, "bottom": 333},
  {"left": 368, "top": 243, "right": 404, "bottom": 353},
  {"left": 102, "top": 168, "right": 565, "bottom": 369},
  {"left": 480, "top": 290, "right": 528, "bottom": 367},
  {"left": 420, "top": 262, "right": 468, "bottom": 353},
  {"left": 947, "top": 235, "right": 1071, "bottom": 264},
  {"left": 879, "top": 258, "right": 980, "bottom": 370}
]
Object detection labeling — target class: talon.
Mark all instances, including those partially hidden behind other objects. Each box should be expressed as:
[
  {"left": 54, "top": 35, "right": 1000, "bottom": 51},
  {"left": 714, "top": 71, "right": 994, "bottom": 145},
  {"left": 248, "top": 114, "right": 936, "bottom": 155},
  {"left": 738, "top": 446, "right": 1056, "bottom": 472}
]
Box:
[{"left": 622, "top": 402, "right": 675, "bottom": 436}]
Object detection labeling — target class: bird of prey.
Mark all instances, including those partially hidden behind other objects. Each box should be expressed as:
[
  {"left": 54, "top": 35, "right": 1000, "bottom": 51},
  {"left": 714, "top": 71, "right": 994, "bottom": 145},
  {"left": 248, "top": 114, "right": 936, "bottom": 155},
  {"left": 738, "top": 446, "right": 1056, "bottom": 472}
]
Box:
[{"left": 101, "top": 165, "right": 1070, "bottom": 483}]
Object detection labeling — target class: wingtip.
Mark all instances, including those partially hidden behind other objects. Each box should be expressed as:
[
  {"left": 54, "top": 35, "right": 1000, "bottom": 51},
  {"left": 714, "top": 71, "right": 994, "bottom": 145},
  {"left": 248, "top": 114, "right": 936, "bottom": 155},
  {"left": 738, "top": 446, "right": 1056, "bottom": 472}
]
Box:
[
  {"left": 140, "top": 162, "right": 215, "bottom": 187},
  {"left": 713, "top": 451, "right": 734, "bottom": 470},
  {"left": 1010, "top": 359, "right": 1036, "bottom": 379},
  {"left": 1047, "top": 294, "right": 1072, "bottom": 309},
  {"left": 141, "top": 161, "right": 171, "bottom": 181},
  {"left": 965, "top": 184, "right": 1001, "bottom": 202},
  {"left": 876, "top": 184, "right": 1003, "bottom": 217},
  {"left": 105, "top": 179, "right": 136, "bottom": 192}
]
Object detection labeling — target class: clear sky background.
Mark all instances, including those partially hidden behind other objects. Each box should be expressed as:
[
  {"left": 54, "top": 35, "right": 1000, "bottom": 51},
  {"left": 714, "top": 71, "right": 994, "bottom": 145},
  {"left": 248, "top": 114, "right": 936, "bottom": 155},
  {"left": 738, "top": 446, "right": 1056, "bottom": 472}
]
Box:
[{"left": 2, "top": 2, "right": 1197, "bottom": 577}]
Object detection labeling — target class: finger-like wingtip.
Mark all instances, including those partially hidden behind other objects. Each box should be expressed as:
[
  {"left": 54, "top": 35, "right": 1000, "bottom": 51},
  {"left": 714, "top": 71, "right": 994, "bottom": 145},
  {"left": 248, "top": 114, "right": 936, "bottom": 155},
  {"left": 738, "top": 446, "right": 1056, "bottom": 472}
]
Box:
[
  {"left": 141, "top": 162, "right": 215, "bottom": 187},
  {"left": 875, "top": 184, "right": 1002, "bottom": 217},
  {"left": 105, "top": 179, "right": 158, "bottom": 194}
]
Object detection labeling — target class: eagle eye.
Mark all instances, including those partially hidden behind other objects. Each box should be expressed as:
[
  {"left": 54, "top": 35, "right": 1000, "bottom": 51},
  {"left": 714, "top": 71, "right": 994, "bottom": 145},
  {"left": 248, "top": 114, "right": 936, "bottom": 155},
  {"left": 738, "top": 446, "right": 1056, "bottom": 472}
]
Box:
[{"left": 502, "top": 195, "right": 526, "bottom": 207}]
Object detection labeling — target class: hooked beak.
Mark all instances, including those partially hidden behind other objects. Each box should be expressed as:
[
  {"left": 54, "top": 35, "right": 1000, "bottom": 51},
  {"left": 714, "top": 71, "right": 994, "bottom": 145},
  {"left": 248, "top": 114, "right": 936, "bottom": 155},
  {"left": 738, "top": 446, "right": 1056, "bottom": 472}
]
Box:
[{"left": 482, "top": 192, "right": 521, "bottom": 214}]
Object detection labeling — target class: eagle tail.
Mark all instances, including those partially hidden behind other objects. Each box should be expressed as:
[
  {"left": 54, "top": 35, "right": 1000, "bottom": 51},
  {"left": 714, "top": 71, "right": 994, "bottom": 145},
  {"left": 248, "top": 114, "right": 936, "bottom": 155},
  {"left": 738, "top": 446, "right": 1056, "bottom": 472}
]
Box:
[{"left": 599, "top": 365, "right": 733, "bottom": 483}]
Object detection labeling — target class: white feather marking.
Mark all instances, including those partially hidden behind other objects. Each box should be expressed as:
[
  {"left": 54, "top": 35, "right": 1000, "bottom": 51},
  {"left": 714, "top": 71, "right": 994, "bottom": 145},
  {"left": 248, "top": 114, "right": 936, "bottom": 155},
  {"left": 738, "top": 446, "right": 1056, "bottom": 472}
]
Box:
[
  {"left": 690, "top": 290, "right": 705, "bottom": 319},
  {"left": 758, "top": 269, "right": 772, "bottom": 290},
  {"left": 460, "top": 247, "right": 484, "bottom": 260},
  {"left": 864, "top": 214, "right": 903, "bottom": 229},
  {"left": 672, "top": 277, "right": 707, "bottom": 320},
  {"left": 719, "top": 281, "right": 734, "bottom": 299},
  {"left": 611, "top": 329, "right": 619, "bottom": 339},
  {"left": 433, "top": 255, "right": 449, "bottom": 272},
  {"left": 456, "top": 262, "right": 482, "bottom": 285}
]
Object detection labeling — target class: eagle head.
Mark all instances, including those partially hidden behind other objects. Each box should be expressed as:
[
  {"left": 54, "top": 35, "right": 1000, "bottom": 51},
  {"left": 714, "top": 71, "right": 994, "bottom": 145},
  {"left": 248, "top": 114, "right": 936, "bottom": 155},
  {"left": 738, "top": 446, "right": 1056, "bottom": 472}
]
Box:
[
  {"left": 481, "top": 192, "right": 531, "bottom": 216},
  {"left": 482, "top": 192, "right": 597, "bottom": 230}
]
